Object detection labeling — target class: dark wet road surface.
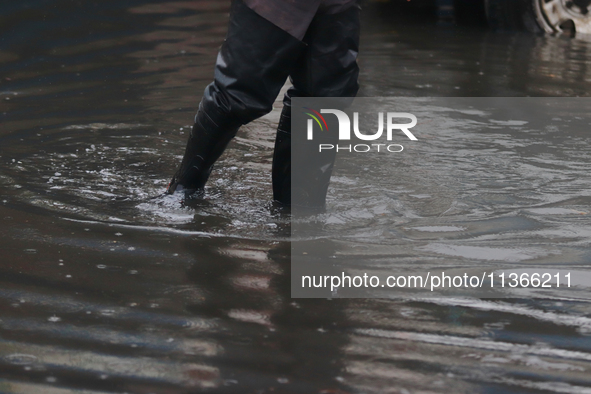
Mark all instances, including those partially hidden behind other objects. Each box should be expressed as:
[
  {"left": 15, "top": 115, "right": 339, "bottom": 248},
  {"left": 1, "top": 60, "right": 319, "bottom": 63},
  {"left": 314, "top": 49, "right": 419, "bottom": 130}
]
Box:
[{"left": 1, "top": 1, "right": 591, "bottom": 393}]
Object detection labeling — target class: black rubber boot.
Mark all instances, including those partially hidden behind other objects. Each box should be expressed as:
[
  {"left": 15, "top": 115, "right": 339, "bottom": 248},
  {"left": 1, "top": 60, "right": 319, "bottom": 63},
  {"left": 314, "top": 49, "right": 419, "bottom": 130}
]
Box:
[
  {"left": 167, "top": 0, "right": 306, "bottom": 197},
  {"left": 273, "top": 108, "right": 339, "bottom": 211},
  {"left": 167, "top": 107, "right": 240, "bottom": 196},
  {"left": 291, "top": 133, "right": 339, "bottom": 212},
  {"left": 272, "top": 105, "right": 292, "bottom": 205},
  {"left": 277, "top": 4, "right": 361, "bottom": 210}
]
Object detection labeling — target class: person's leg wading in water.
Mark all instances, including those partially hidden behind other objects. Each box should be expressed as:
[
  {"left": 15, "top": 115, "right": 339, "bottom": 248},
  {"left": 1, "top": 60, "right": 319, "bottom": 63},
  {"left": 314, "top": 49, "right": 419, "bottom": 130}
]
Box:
[{"left": 167, "top": 0, "right": 360, "bottom": 209}]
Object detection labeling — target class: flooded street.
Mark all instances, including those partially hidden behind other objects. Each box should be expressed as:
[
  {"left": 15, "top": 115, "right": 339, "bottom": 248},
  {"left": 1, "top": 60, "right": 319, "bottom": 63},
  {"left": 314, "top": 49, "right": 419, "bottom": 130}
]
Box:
[{"left": 2, "top": 1, "right": 591, "bottom": 393}]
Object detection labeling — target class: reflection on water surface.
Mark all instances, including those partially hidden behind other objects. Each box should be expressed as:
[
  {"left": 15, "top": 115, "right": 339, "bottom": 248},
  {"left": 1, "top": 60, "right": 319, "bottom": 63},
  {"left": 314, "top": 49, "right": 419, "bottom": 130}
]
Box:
[{"left": 1, "top": 1, "right": 591, "bottom": 393}]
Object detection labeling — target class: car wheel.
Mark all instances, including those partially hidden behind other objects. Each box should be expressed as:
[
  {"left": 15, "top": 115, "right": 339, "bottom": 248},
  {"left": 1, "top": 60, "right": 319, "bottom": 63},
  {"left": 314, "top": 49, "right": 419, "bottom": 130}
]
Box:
[
  {"left": 534, "top": 0, "right": 591, "bottom": 35},
  {"left": 486, "top": 0, "right": 591, "bottom": 35}
]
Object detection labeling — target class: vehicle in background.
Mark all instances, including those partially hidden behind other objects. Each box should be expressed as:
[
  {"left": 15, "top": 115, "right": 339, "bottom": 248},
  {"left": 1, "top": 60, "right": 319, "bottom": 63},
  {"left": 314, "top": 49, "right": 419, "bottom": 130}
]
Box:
[{"left": 398, "top": 0, "right": 591, "bottom": 37}]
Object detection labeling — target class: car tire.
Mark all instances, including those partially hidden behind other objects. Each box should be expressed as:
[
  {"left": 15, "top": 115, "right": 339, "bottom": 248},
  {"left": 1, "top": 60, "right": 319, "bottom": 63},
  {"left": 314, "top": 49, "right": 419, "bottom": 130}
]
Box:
[
  {"left": 533, "top": 0, "right": 591, "bottom": 35},
  {"left": 486, "top": 0, "right": 591, "bottom": 36}
]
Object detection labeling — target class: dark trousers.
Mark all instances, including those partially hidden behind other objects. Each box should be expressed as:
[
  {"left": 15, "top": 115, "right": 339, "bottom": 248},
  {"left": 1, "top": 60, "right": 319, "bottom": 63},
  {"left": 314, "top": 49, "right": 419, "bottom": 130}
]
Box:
[
  {"left": 199, "top": 0, "right": 360, "bottom": 130},
  {"left": 168, "top": 0, "right": 360, "bottom": 201}
]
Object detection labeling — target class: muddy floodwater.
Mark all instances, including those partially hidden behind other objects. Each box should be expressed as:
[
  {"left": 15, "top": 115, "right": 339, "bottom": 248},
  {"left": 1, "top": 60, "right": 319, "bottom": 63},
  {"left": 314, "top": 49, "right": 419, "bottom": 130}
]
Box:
[{"left": 2, "top": 1, "right": 591, "bottom": 393}]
